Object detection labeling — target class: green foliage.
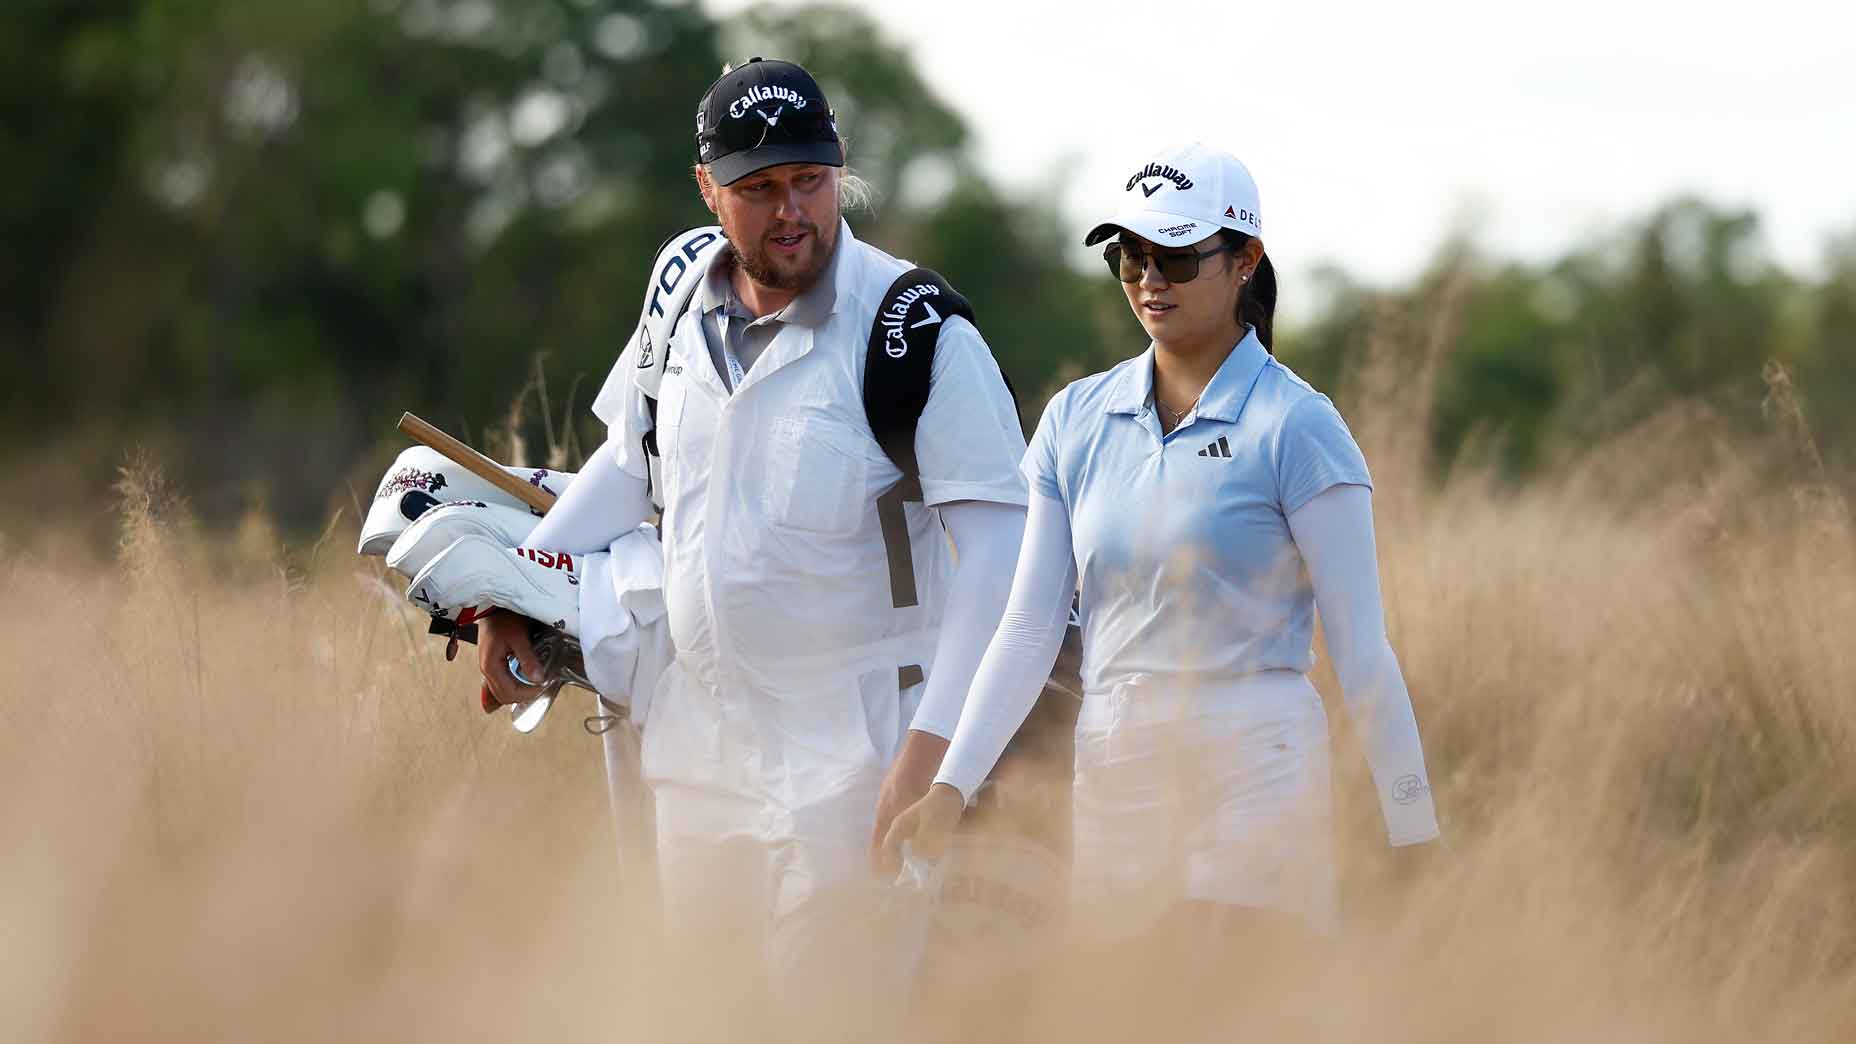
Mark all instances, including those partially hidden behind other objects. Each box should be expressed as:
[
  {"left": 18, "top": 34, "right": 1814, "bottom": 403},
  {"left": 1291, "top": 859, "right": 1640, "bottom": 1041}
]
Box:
[
  {"left": 2, "top": 0, "right": 1123, "bottom": 535},
  {"left": 3, "top": 1, "right": 1851, "bottom": 539},
  {"left": 711, "top": 6, "right": 1120, "bottom": 418},
  {"left": 1283, "top": 198, "right": 1854, "bottom": 479}
]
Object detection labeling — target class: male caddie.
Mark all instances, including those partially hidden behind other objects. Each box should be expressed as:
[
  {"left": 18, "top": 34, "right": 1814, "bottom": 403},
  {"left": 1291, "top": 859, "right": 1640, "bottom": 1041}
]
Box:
[{"left": 475, "top": 58, "right": 1029, "bottom": 1036}]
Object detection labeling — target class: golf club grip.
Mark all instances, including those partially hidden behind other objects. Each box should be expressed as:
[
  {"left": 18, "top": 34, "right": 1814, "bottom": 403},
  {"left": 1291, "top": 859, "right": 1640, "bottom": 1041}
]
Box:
[{"left": 396, "top": 412, "right": 556, "bottom": 513}]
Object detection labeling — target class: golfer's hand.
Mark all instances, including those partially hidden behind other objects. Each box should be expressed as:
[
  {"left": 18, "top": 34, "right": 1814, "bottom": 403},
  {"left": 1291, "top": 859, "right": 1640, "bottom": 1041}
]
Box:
[
  {"left": 877, "top": 782, "right": 966, "bottom": 879},
  {"left": 870, "top": 730, "right": 949, "bottom": 869},
  {"left": 477, "top": 609, "right": 544, "bottom": 712}
]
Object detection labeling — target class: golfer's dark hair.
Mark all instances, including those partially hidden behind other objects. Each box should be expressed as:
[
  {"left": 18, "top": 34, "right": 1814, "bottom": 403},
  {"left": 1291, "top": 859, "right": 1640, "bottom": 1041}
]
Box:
[{"left": 1220, "top": 229, "right": 1276, "bottom": 354}]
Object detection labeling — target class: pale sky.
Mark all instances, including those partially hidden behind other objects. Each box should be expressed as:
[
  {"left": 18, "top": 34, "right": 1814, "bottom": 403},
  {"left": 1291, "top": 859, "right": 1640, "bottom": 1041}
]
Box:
[{"left": 703, "top": 0, "right": 1854, "bottom": 319}]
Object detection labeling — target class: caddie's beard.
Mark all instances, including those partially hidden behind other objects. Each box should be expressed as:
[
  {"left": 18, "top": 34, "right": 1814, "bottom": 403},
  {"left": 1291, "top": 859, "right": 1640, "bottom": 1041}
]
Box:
[{"left": 730, "top": 216, "right": 836, "bottom": 292}]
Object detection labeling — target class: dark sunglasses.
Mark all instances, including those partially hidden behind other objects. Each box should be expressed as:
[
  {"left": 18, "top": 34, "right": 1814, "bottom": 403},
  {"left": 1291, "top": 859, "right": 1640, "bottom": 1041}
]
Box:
[{"left": 1103, "top": 240, "right": 1237, "bottom": 284}]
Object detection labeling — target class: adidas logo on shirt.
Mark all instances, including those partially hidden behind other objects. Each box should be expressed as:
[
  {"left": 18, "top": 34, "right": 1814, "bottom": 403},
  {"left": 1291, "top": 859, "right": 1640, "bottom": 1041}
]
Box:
[{"left": 1197, "top": 436, "right": 1232, "bottom": 459}]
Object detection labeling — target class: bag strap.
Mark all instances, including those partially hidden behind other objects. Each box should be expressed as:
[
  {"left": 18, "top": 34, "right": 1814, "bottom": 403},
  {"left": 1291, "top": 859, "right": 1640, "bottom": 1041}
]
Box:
[
  {"left": 863, "top": 267, "right": 979, "bottom": 609},
  {"left": 633, "top": 226, "right": 727, "bottom": 509}
]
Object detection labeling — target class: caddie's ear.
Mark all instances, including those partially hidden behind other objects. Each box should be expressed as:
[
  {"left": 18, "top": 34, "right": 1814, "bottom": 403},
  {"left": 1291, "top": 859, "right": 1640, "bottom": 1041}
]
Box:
[{"left": 694, "top": 165, "right": 719, "bottom": 216}]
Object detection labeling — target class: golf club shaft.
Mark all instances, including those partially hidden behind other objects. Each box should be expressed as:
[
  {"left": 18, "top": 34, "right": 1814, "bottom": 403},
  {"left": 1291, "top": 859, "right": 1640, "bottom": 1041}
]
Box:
[{"left": 396, "top": 411, "right": 557, "bottom": 514}]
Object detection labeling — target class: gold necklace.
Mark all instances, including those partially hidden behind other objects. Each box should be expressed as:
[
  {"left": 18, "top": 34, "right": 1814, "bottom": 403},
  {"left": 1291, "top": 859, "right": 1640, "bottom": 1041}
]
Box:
[{"left": 1155, "top": 390, "right": 1201, "bottom": 429}]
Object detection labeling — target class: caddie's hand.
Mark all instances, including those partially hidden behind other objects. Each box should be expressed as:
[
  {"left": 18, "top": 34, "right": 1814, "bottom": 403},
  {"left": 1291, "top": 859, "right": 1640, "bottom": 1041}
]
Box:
[
  {"left": 876, "top": 782, "right": 966, "bottom": 880},
  {"left": 477, "top": 608, "right": 544, "bottom": 712},
  {"left": 869, "top": 729, "right": 950, "bottom": 868}
]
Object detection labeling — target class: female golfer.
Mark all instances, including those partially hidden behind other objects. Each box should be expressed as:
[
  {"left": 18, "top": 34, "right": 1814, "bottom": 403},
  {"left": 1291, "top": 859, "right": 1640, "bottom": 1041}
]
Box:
[{"left": 882, "top": 143, "right": 1440, "bottom": 945}]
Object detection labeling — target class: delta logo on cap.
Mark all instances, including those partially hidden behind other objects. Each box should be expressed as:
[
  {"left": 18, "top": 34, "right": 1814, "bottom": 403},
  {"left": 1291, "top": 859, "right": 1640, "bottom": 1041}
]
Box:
[{"left": 1084, "top": 142, "right": 1262, "bottom": 247}]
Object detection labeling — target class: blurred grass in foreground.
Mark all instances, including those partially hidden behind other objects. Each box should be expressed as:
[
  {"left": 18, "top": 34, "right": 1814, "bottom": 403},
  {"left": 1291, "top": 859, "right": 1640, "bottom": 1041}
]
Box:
[{"left": 3, "top": 313, "right": 1854, "bottom": 1042}]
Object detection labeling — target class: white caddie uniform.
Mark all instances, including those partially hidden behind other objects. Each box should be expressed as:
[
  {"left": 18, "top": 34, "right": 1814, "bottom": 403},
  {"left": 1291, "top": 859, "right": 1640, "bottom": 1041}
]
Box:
[{"left": 593, "top": 219, "right": 1027, "bottom": 1023}]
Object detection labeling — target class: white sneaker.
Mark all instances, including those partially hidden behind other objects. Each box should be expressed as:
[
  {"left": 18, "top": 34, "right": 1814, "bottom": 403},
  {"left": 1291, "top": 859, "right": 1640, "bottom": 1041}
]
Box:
[
  {"left": 405, "top": 533, "right": 582, "bottom": 637},
  {"left": 385, "top": 500, "right": 542, "bottom": 580}
]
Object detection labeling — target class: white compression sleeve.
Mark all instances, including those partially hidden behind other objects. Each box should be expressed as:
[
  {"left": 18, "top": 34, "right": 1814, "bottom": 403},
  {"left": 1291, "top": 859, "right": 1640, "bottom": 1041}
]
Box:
[
  {"left": 523, "top": 440, "right": 653, "bottom": 555},
  {"left": 1287, "top": 484, "right": 1441, "bottom": 845},
  {"left": 908, "top": 500, "right": 1027, "bottom": 739},
  {"left": 934, "top": 491, "right": 1077, "bottom": 802}
]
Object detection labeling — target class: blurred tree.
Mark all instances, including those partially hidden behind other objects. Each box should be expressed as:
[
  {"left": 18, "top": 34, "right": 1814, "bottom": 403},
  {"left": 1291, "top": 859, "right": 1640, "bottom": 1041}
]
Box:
[
  {"left": 720, "top": 4, "right": 971, "bottom": 203},
  {"left": 1796, "top": 230, "right": 1856, "bottom": 473},
  {"left": 1282, "top": 198, "right": 1845, "bottom": 482},
  {"left": 1, "top": 0, "right": 156, "bottom": 436},
  {"left": 6, "top": 0, "right": 732, "bottom": 531},
  {"left": 720, "top": 5, "right": 1122, "bottom": 413},
  {"left": 2, "top": 0, "right": 1116, "bottom": 537},
  {"left": 2, "top": 2, "right": 1849, "bottom": 540}
]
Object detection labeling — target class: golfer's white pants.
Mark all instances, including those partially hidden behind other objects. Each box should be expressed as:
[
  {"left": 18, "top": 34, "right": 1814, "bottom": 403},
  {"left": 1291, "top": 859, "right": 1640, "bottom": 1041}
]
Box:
[{"left": 1070, "top": 670, "right": 1339, "bottom": 938}]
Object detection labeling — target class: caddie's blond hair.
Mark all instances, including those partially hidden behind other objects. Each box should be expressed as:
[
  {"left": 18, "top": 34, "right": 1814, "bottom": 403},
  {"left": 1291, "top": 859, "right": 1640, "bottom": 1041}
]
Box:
[{"left": 691, "top": 133, "right": 875, "bottom": 213}]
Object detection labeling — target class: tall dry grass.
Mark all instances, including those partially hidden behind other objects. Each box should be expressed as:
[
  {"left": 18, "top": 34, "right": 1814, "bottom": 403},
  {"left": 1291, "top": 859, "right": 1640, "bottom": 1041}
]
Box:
[{"left": 3, "top": 319, "right": 1854, "bottom": 1042}]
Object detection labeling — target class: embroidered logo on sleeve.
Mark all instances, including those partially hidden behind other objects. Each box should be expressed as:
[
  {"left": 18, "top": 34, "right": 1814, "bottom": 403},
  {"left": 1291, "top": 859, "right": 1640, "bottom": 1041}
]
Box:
[{"left": 1392, "top": 774, "right": 1431, "bottom": 804}]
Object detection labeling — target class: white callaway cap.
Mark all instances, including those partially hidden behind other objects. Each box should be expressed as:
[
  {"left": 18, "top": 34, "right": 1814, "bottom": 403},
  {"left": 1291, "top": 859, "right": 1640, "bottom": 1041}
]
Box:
[{"left": 1084, "top": 142, "right": 1262, "bottom": 248}]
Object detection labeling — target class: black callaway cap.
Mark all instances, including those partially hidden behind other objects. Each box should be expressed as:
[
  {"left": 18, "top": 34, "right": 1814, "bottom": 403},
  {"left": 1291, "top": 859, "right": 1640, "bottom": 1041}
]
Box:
[{"left": 696, "top": 57, "right": 843, "bottom": 185}]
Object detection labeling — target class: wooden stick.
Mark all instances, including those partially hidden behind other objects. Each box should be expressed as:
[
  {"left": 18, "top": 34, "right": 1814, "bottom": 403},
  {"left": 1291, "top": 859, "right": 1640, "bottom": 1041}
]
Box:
[{"left": 397, "top": 412, "right": 557, "bottom": 513}]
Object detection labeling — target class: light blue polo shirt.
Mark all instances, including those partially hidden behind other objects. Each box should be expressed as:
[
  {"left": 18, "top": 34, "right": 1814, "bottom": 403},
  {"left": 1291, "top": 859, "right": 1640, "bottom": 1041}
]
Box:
[{"left": 1027, "top": 327, "right": 1372, "bottom": 697}]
